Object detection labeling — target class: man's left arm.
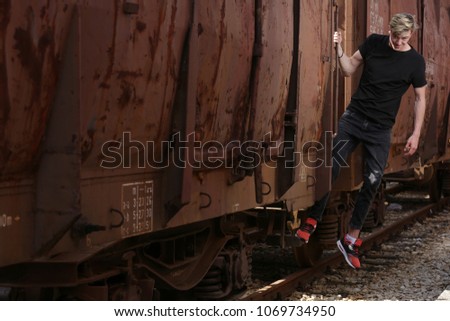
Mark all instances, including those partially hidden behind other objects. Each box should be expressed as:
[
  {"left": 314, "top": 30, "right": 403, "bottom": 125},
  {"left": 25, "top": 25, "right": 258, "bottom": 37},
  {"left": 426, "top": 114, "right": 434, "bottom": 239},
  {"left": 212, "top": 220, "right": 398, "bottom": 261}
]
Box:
[{"left": 404, "top": 85, "right": 427, "bottom": 156}]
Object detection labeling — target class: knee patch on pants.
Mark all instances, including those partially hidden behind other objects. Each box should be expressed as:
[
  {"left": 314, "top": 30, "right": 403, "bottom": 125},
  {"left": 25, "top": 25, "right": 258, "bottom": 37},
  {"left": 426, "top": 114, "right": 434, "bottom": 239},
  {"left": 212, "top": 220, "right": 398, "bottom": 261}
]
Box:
[{"left": 367, "top": 170, "right": 383, "bottom": 187}]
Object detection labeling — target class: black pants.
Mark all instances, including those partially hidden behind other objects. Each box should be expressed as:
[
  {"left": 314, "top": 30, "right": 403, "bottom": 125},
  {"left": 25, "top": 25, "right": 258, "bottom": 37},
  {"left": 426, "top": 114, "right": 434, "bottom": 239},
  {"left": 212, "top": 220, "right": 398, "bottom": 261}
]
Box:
[{"left": 309, "top": 109, "right": 391, "bottom": 230}]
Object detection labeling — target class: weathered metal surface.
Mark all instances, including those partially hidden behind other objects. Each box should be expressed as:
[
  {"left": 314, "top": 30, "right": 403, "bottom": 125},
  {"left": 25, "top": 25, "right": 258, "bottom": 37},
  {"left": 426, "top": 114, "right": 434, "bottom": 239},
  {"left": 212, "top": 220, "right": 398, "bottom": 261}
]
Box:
[
  {"left": 250, "top": 0, "right": 293, "bottom": 143},
  {"left": 422, "top": 0, "right": 450, "bottom": 162},
  {"left": 296, "top": 0, "right": 333, "bottom": 148},
  {"left": 0, "top": 0, "right": 77, "bottom": 268},
  {"left": 281, "top": 0, "right": 334, "bottom": 204},
  {"left": 34, "top": 7, "right": 81, "bottom": 255},
  {"left": 75, "top": 0, "right": 192, "bottom": 252},
  {"left": 0, "top": 0, "right": 75, "bottom": 178},
  {"left": 79, "top": 0, "right": 191, "bottom": 169},
  {"left": 0, "top": 181, "right": 34, "bottom": 267},
  {"left": 0, "top": 0, "right": 448, "bottom": 295},
  {"left": 194, "top": 0, "right": 254, "bottom": 144}
]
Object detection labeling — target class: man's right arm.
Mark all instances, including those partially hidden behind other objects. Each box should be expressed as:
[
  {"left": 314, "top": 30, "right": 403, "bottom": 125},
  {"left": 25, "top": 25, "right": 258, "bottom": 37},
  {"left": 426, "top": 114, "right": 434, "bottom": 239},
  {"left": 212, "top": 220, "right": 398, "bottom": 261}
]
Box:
[
  {"left": 337, "top": 49, "right": 363, "bottom": 76},
  {"left": 334, "top": 32, "right": 364, "bottom": 77}
]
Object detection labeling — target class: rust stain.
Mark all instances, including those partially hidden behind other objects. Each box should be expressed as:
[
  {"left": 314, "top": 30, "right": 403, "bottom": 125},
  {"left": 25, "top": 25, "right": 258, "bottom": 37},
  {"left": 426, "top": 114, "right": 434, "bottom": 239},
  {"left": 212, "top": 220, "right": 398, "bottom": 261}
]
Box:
[
  {"left": 155, "top": 2, "right": 177, "bottom": 142},
  {"left": 229, "top": 86, "right": 249, "bottom": 141},
  {"left": 197, "top": 1, "right": 228, "bottom": 142},
  {"left": 81, "top": 121, "right": 96, "bottom": 163},
  {"left": 38, "top": 28, "right": 53, "bottom": 53},
  {"left": 197, "top": 22, "right": 204, "bottom": 36},
  {"left": 167, "top": 3, "right": 177, "bottom": 80},
  {"left": 101, "top": 1, "right": 119, "bottom": 88},
  {"left": 212, "top": 1, "right": 226, "bottom": 88},
  {"left": 10, "top": 5, "right": 50, "bottom": 175},
  {"left": 13, "top": 21, "right": 42, "bottom": 99},
  {"left": 3, "top": 1, "right": 67, "bottom": 177},
  {"left": 0, "top": 0, "right": 11, "bottom": 173},
  {"left": 136, "top": 20, "right": 146, "bottom": 32},
  {"left": 117, "top": 80, "right": 135, "bottom": 108},
  {"left": 40, "top": 5, "right": 46, "bottom": 19},
  {"left": 13, "top": 7, "right": 54, "bottom": 103},
  {"left": 116, "top": 70, "right": 143, "bottom": 79},
  {"left": 147, "top": 3, "right": 166, "bottom": 82}
]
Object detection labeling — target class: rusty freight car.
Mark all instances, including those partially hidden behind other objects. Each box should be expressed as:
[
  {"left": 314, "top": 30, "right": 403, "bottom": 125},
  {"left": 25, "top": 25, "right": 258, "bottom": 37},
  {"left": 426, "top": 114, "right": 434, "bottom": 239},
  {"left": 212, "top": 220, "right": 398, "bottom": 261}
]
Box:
[{"left": 0, "top": 0, "right": 449, "bottom": 300}]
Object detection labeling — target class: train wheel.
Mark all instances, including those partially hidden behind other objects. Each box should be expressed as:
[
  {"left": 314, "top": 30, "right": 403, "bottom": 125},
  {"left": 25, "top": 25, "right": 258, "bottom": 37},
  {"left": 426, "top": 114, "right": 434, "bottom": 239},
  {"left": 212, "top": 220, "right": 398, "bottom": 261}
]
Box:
[
  {"left": 192, "top": 255, "right": 234, "bottom": 300},
  {"left": 292, "top": 233, "right": 323, "bottom": 267}
]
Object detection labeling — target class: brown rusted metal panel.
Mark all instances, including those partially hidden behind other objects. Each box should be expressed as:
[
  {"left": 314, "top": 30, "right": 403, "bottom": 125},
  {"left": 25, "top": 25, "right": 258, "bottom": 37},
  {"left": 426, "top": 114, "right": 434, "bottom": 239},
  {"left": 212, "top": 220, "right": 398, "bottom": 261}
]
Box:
[
  {"left": 251, "top": 0, "right": 293, "bottom": 143},
  {"left": 0, "top": 182, "right": 34, "bottom": 267},
  {"left": 294, "top": 0, "right": 334, "bottom": 200},
  {"left": 422, "top": 0, "right": 450, "bottom": 163},
  {"left": 296, "top": 0, "right": 333, "bottom": 146},
  {"left": 0, "top": 0, "right": 76, "bottom": 267},
  {"left": 78, "top": 0, "right": 191, "bottom": 247},
  {"left": 0, "top": 0, "right": 75, "bottom": 178},
  {"left": 79, "top": 0, "right": 191, "bottom": 169},
  {"left": 194, "top": 0, "right": 254, "bottom": 144},
  {"left": 1, "top": 0, "right": 193, "bottom": 264},
  {"left": 367, "top": 0, "right": 390, "bottom": 35},
  {"left": 34, "top": 5, "right": 81, "bottom": 255}
]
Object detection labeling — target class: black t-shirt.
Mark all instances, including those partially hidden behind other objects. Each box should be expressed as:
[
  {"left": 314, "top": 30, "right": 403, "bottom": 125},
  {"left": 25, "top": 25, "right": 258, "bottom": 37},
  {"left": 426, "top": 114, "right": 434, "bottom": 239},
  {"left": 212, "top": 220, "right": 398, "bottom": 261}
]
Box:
[{"left": 347, "top": 34, "right": 427, "bottom": 128}]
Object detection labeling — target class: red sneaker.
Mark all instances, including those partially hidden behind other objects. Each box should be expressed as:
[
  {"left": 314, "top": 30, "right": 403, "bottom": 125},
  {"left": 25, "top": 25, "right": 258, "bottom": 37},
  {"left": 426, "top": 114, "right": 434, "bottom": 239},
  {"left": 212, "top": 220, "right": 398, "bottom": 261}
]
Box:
[
  {"left": 337, "top": 238, "right": 362, "bottom": 269},
  {"left": 295, "top": 218, "right": 317, "bottom": 243}
]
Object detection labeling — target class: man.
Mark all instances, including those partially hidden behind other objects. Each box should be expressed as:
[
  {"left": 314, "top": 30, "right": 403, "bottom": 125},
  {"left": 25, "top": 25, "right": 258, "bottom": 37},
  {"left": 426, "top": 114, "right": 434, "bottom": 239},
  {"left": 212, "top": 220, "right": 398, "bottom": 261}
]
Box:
[{"left": 296, "top": 13, "right": 427, "bottom": 269}]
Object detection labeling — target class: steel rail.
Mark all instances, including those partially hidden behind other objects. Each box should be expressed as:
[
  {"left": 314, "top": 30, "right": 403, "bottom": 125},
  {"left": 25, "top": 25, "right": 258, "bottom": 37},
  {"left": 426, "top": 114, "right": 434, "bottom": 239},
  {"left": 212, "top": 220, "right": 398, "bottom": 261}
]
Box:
[{"left": 238, "top": 197, "right": 449, "bottom": 300}]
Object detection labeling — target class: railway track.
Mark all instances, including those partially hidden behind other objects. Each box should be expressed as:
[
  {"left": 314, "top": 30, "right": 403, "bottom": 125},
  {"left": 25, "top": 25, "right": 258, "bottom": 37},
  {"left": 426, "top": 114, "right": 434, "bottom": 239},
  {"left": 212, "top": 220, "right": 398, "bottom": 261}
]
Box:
[{"left": 236, "top": 193, "right": 450, "bottom": 301}]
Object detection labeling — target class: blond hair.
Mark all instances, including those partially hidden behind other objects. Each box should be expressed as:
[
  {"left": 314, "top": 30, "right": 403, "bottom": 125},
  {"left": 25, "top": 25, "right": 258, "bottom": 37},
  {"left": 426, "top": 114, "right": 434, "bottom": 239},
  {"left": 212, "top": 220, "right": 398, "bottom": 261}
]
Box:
[{"left": 389, "top": 13, "right": 420, "bottom": 35}]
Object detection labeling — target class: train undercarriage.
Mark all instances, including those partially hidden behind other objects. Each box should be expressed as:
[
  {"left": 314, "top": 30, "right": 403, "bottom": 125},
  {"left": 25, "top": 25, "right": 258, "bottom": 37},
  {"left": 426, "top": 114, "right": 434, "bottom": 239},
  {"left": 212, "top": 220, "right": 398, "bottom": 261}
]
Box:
[{"left": 1, "top": 163, "right": 449, "bottom": 300}]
